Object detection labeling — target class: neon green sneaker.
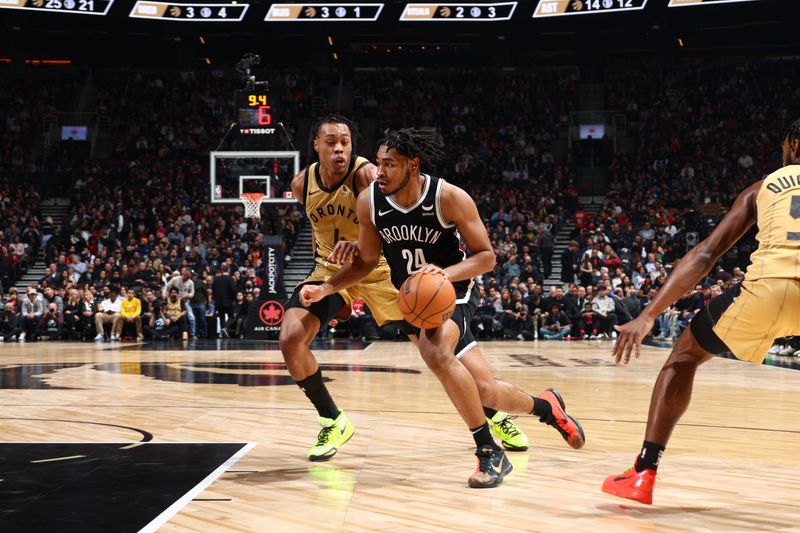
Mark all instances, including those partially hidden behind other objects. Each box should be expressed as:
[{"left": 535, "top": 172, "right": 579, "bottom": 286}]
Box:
[
  {"left": 488, "top": 412, "right": 529, "bottom": 451},
  {"left": 308, "top": 411, "right": 355, "bottom": 462}
]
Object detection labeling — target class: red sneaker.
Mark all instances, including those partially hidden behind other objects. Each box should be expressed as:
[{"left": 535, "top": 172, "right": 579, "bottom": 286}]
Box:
[
  {"left": 601, "top": 465, "right": 656, "bottom": 505},
  {"left": 537, "top": 388, "right": 586, "bottom": 449}
]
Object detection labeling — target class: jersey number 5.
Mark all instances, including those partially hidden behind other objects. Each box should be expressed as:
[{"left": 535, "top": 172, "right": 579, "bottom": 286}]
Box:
[
  {"left": 790, "top": 196, "right": 800, "bottom": 241},
  {"left": 402, "top": 248, "right": 427, "bottom": 274}
]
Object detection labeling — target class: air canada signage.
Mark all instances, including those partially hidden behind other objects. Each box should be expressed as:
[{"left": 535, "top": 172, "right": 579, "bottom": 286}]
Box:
[
  {"left": 246, "top": 236, "right": 287, "bottom": 339},
  {"left": 258, "top": 300, "right": 285, "bottom": 327}
]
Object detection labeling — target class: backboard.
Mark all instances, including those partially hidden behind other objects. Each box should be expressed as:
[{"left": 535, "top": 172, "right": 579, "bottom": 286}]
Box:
[{"left": 210, "top": 151, "right": 301, "bottom": 204}]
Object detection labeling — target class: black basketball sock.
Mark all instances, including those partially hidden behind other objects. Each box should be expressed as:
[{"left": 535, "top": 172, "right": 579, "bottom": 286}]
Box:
[
  {"left": 530, "top": 396, "right": 552, "bottom": 420},
  {"left": 296, "top": 369, "right": 340, "bottom": 420},
  {"left": 470, "top": 422, "right": 500, "bottom": 450},
  {"left": 636, "top": 440, "right": 665, "bottom": 472},
  {"left": 482, "top": 407, "right": 499, "bottom": 420}
]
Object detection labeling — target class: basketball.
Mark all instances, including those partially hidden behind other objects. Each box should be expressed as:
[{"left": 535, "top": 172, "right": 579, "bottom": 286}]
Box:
[{"left": 398, "top": 271, "right": 457, "bottom": 329}]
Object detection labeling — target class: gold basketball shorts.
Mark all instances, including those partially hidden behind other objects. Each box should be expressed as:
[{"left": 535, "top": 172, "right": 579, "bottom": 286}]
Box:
[
  {"left": 290, "top": 261, "right": 403, "bottom": 326},
  {"left": 691, "top": 278, "right": 800, "bottom": 364}
]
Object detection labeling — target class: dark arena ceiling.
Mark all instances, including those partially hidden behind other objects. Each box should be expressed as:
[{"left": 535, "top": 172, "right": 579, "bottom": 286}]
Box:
[{"left": 0, "top": 0, "right": 796, "bottom": 68}]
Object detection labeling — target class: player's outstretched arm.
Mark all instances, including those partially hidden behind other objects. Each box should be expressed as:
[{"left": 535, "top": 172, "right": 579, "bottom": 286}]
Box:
[
  {"left": 425, "top": 183, "right": 495, "bottom": 282},
  {"left": 299, "top": 190, "right": 382, "bottom": 306},
  {"left": 612, "top": 180, "right": 761, "bottom": 364}
]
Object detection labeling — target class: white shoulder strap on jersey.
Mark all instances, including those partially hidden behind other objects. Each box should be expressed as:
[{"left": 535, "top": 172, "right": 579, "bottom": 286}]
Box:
[
  {"left": 368, "top": 181, "right": 376, "bottom": 226},
  {"left": 435, "top": 176, "right": 455, "bottom": 229}
]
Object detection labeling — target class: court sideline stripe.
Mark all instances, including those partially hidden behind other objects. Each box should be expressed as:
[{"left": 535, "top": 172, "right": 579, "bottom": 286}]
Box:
[{"left": 138, "top": 442, "right": 256, "bottom": 533}]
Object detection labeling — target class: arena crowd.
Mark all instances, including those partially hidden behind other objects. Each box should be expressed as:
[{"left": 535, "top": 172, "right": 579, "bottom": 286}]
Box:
[{"left": 3, "top": 61, "right": 796, "bottom": 348}]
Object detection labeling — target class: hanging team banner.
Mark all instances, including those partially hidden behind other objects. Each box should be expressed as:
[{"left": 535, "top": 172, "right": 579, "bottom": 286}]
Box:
[{"left": 245, "top": 235, "right": 288, "bottom": 339}]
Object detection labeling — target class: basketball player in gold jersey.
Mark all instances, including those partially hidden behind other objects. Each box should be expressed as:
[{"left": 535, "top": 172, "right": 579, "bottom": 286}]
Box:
[
  {"left": 603, "top": 120, "right": 800, "bottom": 504},
  {"left": 281, "top": 116, "right": 527, "bottom": 462}
]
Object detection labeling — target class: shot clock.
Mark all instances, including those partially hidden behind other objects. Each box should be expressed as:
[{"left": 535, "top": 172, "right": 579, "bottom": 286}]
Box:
[{"left": 235, "top": 90, "right": 277, "bottom": 135}]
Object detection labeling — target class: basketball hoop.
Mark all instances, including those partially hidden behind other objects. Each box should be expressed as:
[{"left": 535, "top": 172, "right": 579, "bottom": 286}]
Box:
[{"left": 240, "top": 192, "right": 265, "bottom": 219}]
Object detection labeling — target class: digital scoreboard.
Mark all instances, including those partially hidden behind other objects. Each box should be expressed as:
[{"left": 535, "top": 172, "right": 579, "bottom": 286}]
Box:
[
  {"left": 668, "top": 0, "right": 763, "bottom": 6},
  {"left": 129, "top": 1, "right": 248, "bottom": 21},
  {"left": 533, "top": 0, "right": 648, "bottom": 18},
  {"left": 0, "top": 0, "right": 114, "bottom": 15},
  {"left": 0, "top": 0, "right": 768, "bottom": 24},
  {"left": 399, "top": 2, "right": 517, "bottom": 21},
  {"left": 264, "top": 3, "right": 383, "bottom": 21}
]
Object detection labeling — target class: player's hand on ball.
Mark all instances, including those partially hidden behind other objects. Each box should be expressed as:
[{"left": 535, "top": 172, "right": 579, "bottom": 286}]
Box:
[
  {"left": 414, "top": 264, "right": 448, "bottom": 279},
  {"left": 300, "top": 284, "right": 328, "bottom": 307},
  {"left": 611, "top": 314, "right": 655, "bottom": 365},
  {"left": 328, "top": 241, "right": 359, "bottom": 264}
]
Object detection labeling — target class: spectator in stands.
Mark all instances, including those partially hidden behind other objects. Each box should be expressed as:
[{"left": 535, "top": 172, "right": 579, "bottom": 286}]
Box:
[
  {"left": 472, "top": 286, "right": 498, "bottom": 340},
  {"left": 222, "top": 291, "right": 248, "bottom": 339},
  {"left": 79, "top": 290, "right": 97, "bottom": 340},
  {"left": 621, "top": 287, "right": 642, "bottom": 321},
  {"left": 94, "top": 286, "right": 122, "bottom": 341},
  {"left": 561, "top": 240, "right": 580, "bottom": 286},
  {"left": 62, "top": 289, "right": 83, "bottom": 340},
  {"left": 145, "top": 301, "right": 176, "bottom": 341},
  {"left": 509, "top": 303, "right": 536, "bottom": 341},
  {"left": 42, "top": 286, "right": 63, "bottom": 314},
  {"left": 537, "top": 225, "right": 555, "bottom": 279},
  {"left": 540, "top": 303, "right": 572, "bottom": 340},
  {"left": 204, "top": 289, "right": 217, "bottom": 339},
  {"left": 19, "top": 288, "right": 44, "bottom": 341},
  {"left": 35, "top": 303, "right": 64, "bottom": 341},
  {"left": 1, "top": 302, "right": 22, "bottom": 341},
  {"left": 40, "top": 217, "right": 54, "bottom": 248},
  {"left": 591, "top": 285, "right": 617, "bottom": 338},
  {"left": 191, "top": 272, "right": 208, "bottom": 339},
  {"left": 4, "top": 287, "right": 21, "bottom": 313},
  {"left": 501, "top": 254, "right": 521, "bottom": 287},
  {"left": 140, "top": 288, "right": 157, "bottom": 327},
  {"left": 114, "top": 287, "right": 143, "bottom": 341},
  {"left": 164, "top": 268, "right": 196, "bottom": 338},
  {"left": 164, "top": 287, "right": 189, "bottom": 340},
  {"left": 212, "top": 264, "right": 236, "bottom": 336}
]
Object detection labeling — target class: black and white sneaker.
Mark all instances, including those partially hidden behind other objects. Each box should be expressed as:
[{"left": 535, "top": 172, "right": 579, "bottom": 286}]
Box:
[{"left": 468, "top": 445, "right": 513, "bottom": 488}]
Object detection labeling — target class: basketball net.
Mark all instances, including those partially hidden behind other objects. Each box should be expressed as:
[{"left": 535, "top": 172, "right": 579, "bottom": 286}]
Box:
[{"left": 240, "top": 192, "right": 265, "bottom": 220}]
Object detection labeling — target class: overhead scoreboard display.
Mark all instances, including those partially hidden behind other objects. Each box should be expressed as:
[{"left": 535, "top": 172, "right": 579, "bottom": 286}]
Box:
[
  {"left": 264, "top": 3, "right": 383, "bottom": 21},
  {"left": 129, "top": 1, "right": 248, "bottom": 20},
  {"left": 399, "top": 2, "right": 516, "bottom": 21},
  {"left": 235, "top": 89, "right": 276, "bottom": 134},
  {"left": 668, "top": 0, "right": 763, "bottom": 6},
  {"left": 533, "top": 0, "right": 647, "bottom": 17},
  {"left": 0, "top": 0, "right": 114, "bottom": 15}
]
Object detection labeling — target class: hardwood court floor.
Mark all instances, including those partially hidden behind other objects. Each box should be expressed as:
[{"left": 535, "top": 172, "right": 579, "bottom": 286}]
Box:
[{"left": 2, "top": 339, "right": 800, "bottom": 532}]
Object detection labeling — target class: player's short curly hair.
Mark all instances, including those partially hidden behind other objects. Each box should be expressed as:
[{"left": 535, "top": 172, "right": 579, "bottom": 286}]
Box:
[
  {"left": 782, "top": 118, "right": 800, "bottom": 143},
  {"left": 377, "top": 128, "right": 444, "bottom": 167}
]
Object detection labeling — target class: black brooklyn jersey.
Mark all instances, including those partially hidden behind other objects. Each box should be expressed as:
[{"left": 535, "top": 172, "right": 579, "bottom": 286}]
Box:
[{"left": 370, "top": 174, "right": 474, "bottom": 300}]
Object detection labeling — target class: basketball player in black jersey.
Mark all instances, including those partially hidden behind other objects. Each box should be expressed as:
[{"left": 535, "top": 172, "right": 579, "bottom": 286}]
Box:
[
  {"left": 301, "top": 129, "right": 585, "bottom": 488},
  {"left": 280, "top": 117, "right": 529, "bottom": 462}
]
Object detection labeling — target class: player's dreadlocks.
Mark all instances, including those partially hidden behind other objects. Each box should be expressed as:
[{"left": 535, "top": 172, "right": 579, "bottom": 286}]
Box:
[
  {"left": 782, "top": 118, "right": 800, "bottom": 143},
  {"left": 307, "top": 114, "right": 359, "bottom": 164},
  {"left": 378, "top": 128, "right": 445, "bottom": 168}
]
